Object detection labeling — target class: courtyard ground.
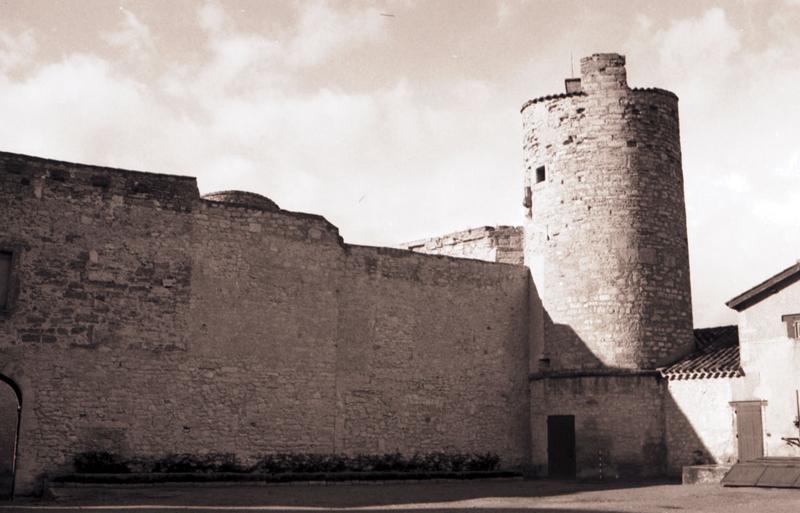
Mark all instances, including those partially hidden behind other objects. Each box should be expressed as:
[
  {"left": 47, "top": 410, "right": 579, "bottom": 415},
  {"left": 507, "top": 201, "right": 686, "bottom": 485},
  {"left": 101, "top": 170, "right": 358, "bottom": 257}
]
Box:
[{"left": 0, "top": 479, "right": 798, "bottom": 513}]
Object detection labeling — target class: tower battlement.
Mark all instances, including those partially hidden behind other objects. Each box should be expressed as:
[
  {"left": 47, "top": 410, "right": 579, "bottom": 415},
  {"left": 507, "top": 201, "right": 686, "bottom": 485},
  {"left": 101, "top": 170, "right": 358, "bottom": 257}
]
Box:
[{"left": 579, "top": 53, "right": 628, "bottom": 93}]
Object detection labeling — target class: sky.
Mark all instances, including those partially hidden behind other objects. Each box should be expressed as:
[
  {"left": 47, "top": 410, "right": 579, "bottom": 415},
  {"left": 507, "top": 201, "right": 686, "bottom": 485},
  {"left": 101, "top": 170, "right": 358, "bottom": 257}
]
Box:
[{"left": 0, "top": 0, "right": 797, "bottom": 328}]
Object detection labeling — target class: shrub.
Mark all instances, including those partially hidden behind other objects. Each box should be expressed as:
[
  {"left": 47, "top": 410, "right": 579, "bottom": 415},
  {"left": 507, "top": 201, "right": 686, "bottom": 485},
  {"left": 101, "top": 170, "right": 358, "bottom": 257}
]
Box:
[
  {"left": 150, "top": 453, "right": 243, "bottom": 473},
  {"left": 73, "top": 451, "right": 130, "bottom": 474},
  {"left": 72, "top": 451, "right": 500, "bottom": 475},
  {"left": 249, "top": 451, "right": 500, "bottom": 474}
]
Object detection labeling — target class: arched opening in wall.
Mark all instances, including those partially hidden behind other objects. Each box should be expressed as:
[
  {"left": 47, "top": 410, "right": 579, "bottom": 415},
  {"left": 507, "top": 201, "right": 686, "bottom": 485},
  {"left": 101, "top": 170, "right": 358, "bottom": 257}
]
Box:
[{"left": 0, "top": 375, "right": 21, "bottom": 501}]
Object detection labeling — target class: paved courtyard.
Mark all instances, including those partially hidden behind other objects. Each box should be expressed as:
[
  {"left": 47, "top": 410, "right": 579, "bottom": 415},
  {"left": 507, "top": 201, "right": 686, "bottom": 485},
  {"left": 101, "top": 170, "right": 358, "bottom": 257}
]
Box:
[{"left": 1, "top": 479, "right": 799, "bottom": 513}]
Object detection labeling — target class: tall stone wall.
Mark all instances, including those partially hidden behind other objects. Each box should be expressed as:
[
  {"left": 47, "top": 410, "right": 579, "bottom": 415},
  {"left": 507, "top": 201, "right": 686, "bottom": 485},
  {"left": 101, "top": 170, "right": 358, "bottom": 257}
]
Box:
[
  {"left": 521, "top": 53, "right": 693, "bottom": 371},
  {"left": 336, "top": 245, "right": 529, "bottom": 459},
  {"left": 0, "top": 152, "right": 200, "bottom": 492},
  {"left": 0, "top": 151, "right": 531, "bottom": 494},
  {"left": 401, "top": 226, "right": 524, "bottom": 265}
]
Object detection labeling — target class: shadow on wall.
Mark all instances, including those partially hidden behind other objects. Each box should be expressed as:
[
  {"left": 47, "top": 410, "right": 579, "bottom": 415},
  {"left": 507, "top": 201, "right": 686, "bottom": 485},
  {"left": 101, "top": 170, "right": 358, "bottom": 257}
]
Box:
[
  {"left": 539, "top": 309, "right": 606, "bottom": 371},
  {"left": 530, "top": 281, "right": 716, "bottom": 479}
]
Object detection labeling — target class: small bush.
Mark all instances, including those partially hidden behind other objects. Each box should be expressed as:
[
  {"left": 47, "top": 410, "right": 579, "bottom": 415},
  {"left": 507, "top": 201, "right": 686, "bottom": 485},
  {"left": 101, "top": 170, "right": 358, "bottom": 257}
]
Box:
[
  {"left": 73, "top": 451, "right": 130, "bottom": 474},
  {"left": 151, "top": 453, "right": 243, "bottom": 473},
  {"left": 249, "top": 451, "right": 500, "bottom": 474},
  {"left": 71, "top": 451, "right": 500, "bottom": 475}
]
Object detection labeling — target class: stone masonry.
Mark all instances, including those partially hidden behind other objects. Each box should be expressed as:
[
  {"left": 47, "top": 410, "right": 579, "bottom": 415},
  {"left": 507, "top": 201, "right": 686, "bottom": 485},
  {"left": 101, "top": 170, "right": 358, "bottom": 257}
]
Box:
[
  {"left": 522, "top": 54, "right": 694, "bottom": 478},
  {"left": 0, "top": 152, "right": 530, "bottom": 494},
  {"left": 401, "top": 226, "right": 523, "bottom": 265},
  {"left": 522, "top": 53, "right": 693, "bottom": 372},
  {"left": 0, "top": 53, "right": 711, "bottom": 494}
]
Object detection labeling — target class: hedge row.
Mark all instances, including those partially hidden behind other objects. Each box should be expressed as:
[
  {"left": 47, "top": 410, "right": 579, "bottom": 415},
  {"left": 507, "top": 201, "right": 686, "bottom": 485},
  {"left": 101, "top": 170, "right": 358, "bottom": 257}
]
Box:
[
  {"left": 73, "top": 451, "right": 501, "bottom": 475},
  {"left": 54, "top": 470, "right": 520, "bottom": 484}
]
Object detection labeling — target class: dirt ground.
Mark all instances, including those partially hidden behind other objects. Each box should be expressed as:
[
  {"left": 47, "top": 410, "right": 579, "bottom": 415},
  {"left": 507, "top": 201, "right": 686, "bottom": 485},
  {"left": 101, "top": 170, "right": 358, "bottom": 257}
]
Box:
[{"left": 0, "top": 479, "right": 799, "bottom": 513}]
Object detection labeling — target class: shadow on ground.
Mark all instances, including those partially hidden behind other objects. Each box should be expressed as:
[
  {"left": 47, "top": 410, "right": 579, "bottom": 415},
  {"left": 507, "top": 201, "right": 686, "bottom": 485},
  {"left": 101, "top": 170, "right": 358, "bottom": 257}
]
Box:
[{"left": 37, "top": 478, "right": 677, "bottom": 508}]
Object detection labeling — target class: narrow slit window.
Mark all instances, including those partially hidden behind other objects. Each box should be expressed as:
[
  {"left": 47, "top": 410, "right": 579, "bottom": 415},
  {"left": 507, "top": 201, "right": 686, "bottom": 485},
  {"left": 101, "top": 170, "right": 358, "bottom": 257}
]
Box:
[
  {"left": 0, "top": 252, "right": 11, "bottom": 310},
  {"left": 536, "top": 166, "right": 546, "bottom": 184}
]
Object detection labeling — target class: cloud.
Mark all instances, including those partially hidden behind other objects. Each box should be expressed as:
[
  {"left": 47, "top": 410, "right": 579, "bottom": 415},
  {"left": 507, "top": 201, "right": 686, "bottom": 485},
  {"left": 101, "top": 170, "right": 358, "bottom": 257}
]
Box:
[
  {"left": 197, "top": 1, "right": 227, "bottom": 33},
  {"left": 102, "top": 7, "right": 155, "bottom": 56},
  {"left": 194, "top": 0, "right": 386, "bottom": 72},
  {"left": 624, "top": 7, "right": 800, "bottom": 327},
  {"left": 653, "top": 8, "right": 741, "bottom": 70},
  {"left": 0, "top": 2, "right": 516, "bottom": 247},
  {"left": 627, "top": 8, "right": 741, "bottom": 107},
  {"left": 496, "top": 2, "right": 512, "bottom": 27},
  {"left": 0, "top": 29, "right": 36, "bottom": 73},
  {"left": 5, "top": 2, "right": 791, "bottom": 331},
  {"left": 286, "top": 1, "right": 386, "bottom": 68}
]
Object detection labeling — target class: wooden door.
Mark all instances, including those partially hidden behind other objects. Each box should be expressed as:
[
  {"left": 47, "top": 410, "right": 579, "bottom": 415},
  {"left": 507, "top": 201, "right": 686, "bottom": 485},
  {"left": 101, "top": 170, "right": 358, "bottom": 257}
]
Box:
[
  {"left": 733, "top": 401, "right": 764, "bottom": 462},
  {"left": 547, "top": 415, "right": 576, "bottom": 478},
  {"left": 0, "top": 378, "right": 19, "bottom": 500}
]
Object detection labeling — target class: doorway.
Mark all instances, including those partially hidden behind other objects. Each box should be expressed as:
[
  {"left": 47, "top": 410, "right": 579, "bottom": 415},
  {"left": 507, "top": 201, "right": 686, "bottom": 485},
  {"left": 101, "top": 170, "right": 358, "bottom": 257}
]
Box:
[
  {"left": 547, "top": 415, "right": 576, "bottom": 478},
  {"left": 732, "top": 401, "right": 764, "bottom": 462},
  {"left": 0, "top": 375, "right": 21, "bottom": 500}
]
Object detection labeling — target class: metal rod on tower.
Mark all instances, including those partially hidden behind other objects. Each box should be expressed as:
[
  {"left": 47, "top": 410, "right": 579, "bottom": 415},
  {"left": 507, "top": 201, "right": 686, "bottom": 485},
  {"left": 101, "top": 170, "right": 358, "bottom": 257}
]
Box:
[{"left": 570, "top": 51, "right": 574, "bottom": 77}]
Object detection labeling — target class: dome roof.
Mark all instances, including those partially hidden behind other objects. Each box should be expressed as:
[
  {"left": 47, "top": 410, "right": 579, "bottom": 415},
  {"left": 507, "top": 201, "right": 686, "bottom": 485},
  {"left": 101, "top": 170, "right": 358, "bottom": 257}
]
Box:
[{"left": 201, "top": 190, "right": 279, "bottom": 212}]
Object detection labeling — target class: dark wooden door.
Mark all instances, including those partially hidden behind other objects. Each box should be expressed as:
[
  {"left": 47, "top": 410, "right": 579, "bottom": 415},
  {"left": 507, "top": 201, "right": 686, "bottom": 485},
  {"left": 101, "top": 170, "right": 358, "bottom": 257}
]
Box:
[
  {"left": 548, "top": 415, "right": 576, "bottom": 478},
  {"left": 733, "top": 402, "right": 764, "bottom": 462},
  {"left": 0, "top": 378, "right": 19, "bottom": 500}
]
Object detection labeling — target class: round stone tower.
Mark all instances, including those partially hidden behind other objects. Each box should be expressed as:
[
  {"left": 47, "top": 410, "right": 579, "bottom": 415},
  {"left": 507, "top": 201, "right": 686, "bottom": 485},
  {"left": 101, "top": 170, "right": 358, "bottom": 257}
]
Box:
[{"left": 522, "top": 53, "right": 693, "bottom": 371}]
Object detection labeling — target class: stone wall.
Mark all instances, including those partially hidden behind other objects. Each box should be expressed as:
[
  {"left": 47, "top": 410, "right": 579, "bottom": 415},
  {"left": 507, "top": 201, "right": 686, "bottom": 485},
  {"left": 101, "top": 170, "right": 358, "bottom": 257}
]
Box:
[
  {"left": 401, "top": 226, "right": 523, "bottom": 265},
  {"left": 0, "top": 151, "right": 531, "bottom": 494},
  {"left": 521, "top": 53, "right": 693, "bottom": 371},
  {"left": 337, "top": 245, "right": 530, "bottom": 459},
  {"left": 529, "top": 374, "right": 666, "bottom": 478}
]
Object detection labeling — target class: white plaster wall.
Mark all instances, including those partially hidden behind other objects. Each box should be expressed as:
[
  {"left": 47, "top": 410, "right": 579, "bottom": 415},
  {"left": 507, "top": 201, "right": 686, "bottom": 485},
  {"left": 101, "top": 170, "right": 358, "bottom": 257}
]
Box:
[
  {"left": 734, "top": 278, "right": 800, "bottom": 458},
  {"left": 666, "top": 378, "right": 737, "bottom": 471}
]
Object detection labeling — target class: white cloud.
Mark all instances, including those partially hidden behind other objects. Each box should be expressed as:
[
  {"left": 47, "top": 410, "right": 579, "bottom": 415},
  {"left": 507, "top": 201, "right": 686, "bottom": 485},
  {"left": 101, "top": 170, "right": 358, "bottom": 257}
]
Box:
[
  {"left": 496, "top": 1, "right": 512, "bottom": 27},
  {"left": 0, "top": 3, "right": 516, "bottom": 247},
  {"left": 627, "top": 8, "right": 741, "bottom": 107},
  {"left": 624, "top": 7, "right": 800, "bottom": 327},
  {"left": 5, "top": 2, "right": 792, "bottom": 331},
  {"left": 653, "top": 8, "right": 740, "bottom": 72},
  {"left": 102, "top": 7, "right": 155, "bottom": 56},
  {"left": 0, "top": 29, "right": 36, "bottom": 73},
  {"left": 198, "top": 1, "right": 227, "bottom": 34},
  {"left": 286, "top": 1, "right": 386, "bottom": 68}
]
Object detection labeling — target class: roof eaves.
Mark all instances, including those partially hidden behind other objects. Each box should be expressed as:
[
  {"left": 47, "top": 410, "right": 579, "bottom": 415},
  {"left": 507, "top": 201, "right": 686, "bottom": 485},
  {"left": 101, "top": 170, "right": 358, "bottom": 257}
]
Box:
[{"left": 726, "top": 261, "right": 800, "bottom": 311}]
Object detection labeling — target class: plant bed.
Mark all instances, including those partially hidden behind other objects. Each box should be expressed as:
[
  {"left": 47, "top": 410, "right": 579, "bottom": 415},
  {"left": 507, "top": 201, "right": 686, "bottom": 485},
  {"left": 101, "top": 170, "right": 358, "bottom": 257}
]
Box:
[
  {"left": 68, "top": 451, "right": 504, "bottom": 475},
  {"left": 51, "top": 470, "right": 522, "bottom": 485}
]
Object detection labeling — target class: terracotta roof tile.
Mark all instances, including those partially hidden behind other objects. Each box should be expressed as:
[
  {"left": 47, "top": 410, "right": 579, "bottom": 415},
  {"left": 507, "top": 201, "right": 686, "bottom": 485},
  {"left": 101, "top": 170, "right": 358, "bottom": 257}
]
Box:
[
  {"left": 520, "top": 92, "right": 586, "bottom": 112},
  {"left": 661, "top": 326, "right": 743, "bottom": 380}
]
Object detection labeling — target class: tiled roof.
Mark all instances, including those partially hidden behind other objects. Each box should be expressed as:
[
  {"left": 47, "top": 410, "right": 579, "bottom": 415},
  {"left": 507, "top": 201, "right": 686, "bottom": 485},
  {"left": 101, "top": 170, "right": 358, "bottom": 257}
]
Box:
[
  {"left": 520, "top": 92, "right": 586, "bottom": 112},
  {"left": 661, "top": 326, "right": 743, "bottom": 380}
]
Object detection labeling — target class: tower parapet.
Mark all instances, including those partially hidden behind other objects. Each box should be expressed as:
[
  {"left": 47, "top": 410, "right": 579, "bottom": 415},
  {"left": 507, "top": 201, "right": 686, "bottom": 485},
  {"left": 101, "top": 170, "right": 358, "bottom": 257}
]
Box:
[{"left": 522, "top": 53, "right": 693, "bottom": 371}]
